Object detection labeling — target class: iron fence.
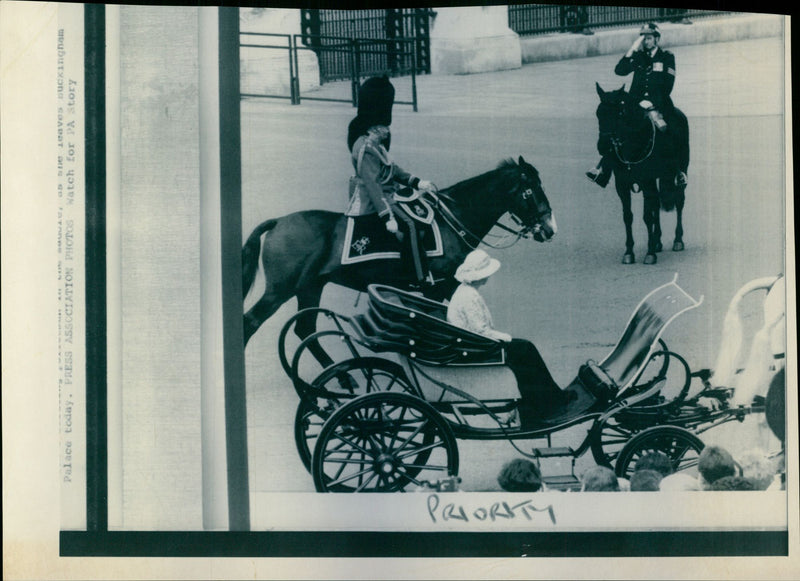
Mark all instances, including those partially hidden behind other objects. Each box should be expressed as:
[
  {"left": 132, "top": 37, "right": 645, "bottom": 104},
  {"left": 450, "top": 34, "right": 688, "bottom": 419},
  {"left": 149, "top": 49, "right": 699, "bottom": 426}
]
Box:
[
  {"left": 509, "top": 5, "right": 730, "bottom": 36},
  {"left": 302, "top": 9, "right": 432, "bottom": 83},
  {"left": 240, "top": 31, "right": 418, "bottom": 111}
]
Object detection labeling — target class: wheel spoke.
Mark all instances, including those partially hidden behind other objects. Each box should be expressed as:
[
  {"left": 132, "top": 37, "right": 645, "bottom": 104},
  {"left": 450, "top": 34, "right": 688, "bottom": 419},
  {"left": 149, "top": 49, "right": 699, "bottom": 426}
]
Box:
[
  {"left": 392, "top": 418, "right": 427, "bottom": 456},
  {"left": 395, "top": 439, "right": 445, "bottom": 461},
  {"left": 327, "top": 465, "right": 375, "bottom": 488},
  {"left": 354, "top": 470, "right": 379, "bottom": 492},
  {"left": 327, "top": 432, "right": 371, "bottom": 456}
]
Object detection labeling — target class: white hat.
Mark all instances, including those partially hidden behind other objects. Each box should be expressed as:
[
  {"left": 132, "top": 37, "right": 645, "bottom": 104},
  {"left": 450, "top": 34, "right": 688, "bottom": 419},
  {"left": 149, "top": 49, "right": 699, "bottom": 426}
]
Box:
[{"left": 455, "top": 249, "right": 501, "bottom": 283}]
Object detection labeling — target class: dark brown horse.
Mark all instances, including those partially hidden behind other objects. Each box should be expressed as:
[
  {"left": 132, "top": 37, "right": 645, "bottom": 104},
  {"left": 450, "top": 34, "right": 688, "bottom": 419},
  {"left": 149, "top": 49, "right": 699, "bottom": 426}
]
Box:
[
  {"left": 242, "top": 157, "right": 556, "bottom": 367},
  {"left": 595, "top": 83, "right": 690, "bottom": 265}
]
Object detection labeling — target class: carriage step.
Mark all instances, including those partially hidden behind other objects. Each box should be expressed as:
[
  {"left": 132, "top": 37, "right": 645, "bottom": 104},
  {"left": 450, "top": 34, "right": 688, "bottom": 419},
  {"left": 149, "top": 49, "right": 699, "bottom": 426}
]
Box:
[
  {"left": 532, "top": 447, "right": 574, "bottom": 458},
  {"left": 542, "top": 474, "right": 583, "bottom": 491}
]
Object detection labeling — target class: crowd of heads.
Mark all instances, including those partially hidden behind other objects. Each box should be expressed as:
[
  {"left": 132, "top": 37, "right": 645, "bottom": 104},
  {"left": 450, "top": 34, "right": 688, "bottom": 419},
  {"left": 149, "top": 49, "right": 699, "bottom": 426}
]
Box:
[{"left": 496, "top": 444, "right": 784, "bottom": 494}]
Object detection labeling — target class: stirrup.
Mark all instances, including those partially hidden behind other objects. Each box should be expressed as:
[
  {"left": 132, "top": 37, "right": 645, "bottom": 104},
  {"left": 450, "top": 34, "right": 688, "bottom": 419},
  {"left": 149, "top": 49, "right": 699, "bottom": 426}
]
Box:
[{"left": 674, "top": 171, "right": 688, "bottom": 187}]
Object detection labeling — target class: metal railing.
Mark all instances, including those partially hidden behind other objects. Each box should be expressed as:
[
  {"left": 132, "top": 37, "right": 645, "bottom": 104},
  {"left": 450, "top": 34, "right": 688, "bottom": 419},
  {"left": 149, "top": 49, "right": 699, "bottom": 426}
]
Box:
[
  {"left": 509, "top": 5, "right": 730, "bottom": 36},
  {"left": 240, "top": 32, "right": 418, "bottom": 111}
]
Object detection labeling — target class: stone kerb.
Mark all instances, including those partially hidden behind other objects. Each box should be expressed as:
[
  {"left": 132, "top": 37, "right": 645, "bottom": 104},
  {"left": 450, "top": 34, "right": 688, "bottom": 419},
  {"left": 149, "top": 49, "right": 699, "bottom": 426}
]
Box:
[{"left": 240, "top": 8, "right": 320, "bottom": 98}]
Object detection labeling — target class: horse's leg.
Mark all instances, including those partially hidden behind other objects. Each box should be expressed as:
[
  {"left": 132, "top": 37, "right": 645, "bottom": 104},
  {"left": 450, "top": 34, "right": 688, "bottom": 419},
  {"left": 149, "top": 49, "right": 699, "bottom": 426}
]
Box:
[
  {"left": 673, "top": 187, "right": 685, "bottom": 251},
  {"left": 642, "top": 185, "right": 660, "bottom": 264},
  {"left": 293, "top": 282, "right": 335, "bottom": 369},
  {"left": 244, "top": 290, "right": 290, "bottom": 346},
  {"left": 653, "top": 181, "right": 663, "bottom": 253},
  {"left": 616, "top": 177, "right": 636, "bottom": 264}
]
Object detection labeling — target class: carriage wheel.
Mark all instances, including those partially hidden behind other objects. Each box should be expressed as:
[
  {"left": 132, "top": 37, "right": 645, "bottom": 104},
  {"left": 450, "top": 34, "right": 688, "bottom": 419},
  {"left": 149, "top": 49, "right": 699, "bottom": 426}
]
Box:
[
  {"left": 289, "top": 330, "right": 367, "bottom": 402},
  {"left": 278, "top": 308, "right": 346, "bottom": 378},
  {"left": 589, "top": 415, "right": 643, "bottom": 468},
  {"left": 302, "top": 356, "right": 418, "bottom": 414},
  {"left": 311, "top": 392, "right": 459, "bottom": 493},
  {"left": 297, "top": 358, "right": 420, "bottom": 471},
  {"left": 294, "top": 400, "right": 327, "bottom": 472},
  {"left": 613, "top": 425, "right": 704, "bottom": 480}
]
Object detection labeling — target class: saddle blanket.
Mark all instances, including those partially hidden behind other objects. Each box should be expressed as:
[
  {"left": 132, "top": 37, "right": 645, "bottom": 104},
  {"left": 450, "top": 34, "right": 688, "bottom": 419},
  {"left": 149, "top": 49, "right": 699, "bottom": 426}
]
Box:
[{"left": 342, "top": 213, "right": 444, "bottom": 265}]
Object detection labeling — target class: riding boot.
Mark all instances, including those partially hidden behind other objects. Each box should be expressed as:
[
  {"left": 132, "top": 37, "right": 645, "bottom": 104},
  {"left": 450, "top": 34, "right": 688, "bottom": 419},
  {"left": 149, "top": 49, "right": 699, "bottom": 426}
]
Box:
[
  {"left": 586, "top": 157, "right": 612, "bottom": 188},
  {"left": 396, "top": 214, "right": 432, "bottom": 289}
]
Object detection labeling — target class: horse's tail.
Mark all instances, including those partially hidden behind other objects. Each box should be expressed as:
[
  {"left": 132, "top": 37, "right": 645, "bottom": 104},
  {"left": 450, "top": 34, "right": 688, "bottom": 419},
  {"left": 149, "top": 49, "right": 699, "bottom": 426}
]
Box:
[{"left": 242, "top": 219, "right": 278, "bottom": 299}]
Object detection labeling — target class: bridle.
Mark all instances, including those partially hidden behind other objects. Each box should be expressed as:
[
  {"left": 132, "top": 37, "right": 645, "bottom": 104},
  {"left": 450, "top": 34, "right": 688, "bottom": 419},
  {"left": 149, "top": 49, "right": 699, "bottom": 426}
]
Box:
[
  {"left": 426, "top": 180, "right": 548, "bottom": 250},
  {"left": 602, "top": 102, "right": 657, "bottom": 166}
]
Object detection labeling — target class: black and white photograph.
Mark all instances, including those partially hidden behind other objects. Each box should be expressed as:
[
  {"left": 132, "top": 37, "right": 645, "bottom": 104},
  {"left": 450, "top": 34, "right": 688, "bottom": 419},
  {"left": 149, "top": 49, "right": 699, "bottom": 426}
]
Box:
[{"left": 2, "top": 1, "right": 797, "bottom": 578}]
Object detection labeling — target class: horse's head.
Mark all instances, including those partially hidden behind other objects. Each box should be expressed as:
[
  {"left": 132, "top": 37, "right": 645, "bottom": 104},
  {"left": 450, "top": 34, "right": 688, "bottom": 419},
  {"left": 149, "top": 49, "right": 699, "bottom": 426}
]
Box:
[
  {"left": 596, "top": 83, "right": 654, "bottom": 154},
  {"left": 508, "top": 156, "right": 556, "bottom": 243},
  {"left": 595, "top": 83, "right": 628, "bottom": 152}
]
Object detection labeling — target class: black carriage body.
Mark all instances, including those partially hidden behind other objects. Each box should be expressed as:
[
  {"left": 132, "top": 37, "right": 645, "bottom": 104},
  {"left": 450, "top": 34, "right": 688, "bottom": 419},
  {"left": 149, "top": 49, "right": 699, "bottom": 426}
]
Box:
[{"left": 279, "top": 278, "right": 775, "bottom": 491}]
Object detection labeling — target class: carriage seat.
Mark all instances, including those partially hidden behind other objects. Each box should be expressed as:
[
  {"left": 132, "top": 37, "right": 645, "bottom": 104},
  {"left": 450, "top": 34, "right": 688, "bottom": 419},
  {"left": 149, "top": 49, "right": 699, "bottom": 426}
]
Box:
[{"left": 350, "top": 284, "right": 506, "bottom": 366}]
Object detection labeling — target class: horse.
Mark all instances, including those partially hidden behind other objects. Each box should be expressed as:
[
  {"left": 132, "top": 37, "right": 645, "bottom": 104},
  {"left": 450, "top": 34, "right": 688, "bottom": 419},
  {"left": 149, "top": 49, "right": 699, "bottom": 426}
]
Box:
[
  {"left": 594, "top": 83, "right": 690, "bottom": 265},
  {"left": 242, "top": 156, "right": 556, "bottom": 369}
]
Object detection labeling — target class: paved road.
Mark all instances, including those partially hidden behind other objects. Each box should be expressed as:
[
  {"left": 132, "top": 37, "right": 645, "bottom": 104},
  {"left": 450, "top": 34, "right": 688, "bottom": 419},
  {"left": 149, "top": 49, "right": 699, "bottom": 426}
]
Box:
[{"left": 241, "top": 36, "right": 786, "bottom": 499}]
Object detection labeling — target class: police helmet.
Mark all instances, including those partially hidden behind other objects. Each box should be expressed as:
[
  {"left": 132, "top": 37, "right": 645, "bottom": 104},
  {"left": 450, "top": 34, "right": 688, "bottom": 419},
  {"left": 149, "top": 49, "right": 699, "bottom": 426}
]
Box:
[{"left": 639, "top": 22, "right": 660, "bottom": 37}]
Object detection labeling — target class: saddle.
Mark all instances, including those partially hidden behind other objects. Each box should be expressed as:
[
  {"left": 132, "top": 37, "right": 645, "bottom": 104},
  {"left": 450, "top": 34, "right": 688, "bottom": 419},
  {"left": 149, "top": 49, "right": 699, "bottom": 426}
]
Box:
[{"left": 341, "top": 187, "right": 443, "bottom": 266}]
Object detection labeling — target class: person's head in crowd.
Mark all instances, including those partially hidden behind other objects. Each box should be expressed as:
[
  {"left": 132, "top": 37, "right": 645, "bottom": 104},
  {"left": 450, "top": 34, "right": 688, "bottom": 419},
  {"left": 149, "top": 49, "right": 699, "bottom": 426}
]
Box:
[
  {"left": 698, "top": 445, "right": 737, "bottom": 489},
  {"left": 737, "top": 448, "right": 778, "bottom": 490},
  {"left": 629, "top": 469, "right": 663, "bottom": 491},
  {"left": 497, "top": 458, "right": 544, "bottom": 492},
  {"left": 634, "top": 451, "right": 674, "bottom": 478},
  {"left": 581, "top": 466, "right": 620, "bottom": 492},
  {"left": 709, "top": 475, "right": 758, "bottom": 491},
  {"left": 658, "top": 472, "right": 700, "bottom": 491}
]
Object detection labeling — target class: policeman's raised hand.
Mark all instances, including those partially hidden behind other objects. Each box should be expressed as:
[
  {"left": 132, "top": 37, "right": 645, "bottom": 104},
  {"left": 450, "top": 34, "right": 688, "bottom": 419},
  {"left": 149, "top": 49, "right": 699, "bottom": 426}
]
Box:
[
  {"left": 632, "top": 35, "right": 644, "bottom": 51},
  {"left": 417, "top": 179, "right": 438, "bottom": 194}
]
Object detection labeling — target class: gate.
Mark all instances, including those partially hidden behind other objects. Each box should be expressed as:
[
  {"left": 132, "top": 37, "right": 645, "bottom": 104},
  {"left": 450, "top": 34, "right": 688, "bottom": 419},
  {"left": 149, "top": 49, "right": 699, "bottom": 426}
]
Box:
[{"left": 301, "top": 9, "right": 433, "bottom": 83}]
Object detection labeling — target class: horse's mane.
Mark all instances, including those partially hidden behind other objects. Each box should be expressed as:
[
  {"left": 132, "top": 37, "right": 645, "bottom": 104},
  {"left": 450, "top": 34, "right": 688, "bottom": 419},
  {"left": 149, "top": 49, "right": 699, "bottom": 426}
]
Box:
[{"left": 441, "top": 158, "right": 519, "bottom": 198}]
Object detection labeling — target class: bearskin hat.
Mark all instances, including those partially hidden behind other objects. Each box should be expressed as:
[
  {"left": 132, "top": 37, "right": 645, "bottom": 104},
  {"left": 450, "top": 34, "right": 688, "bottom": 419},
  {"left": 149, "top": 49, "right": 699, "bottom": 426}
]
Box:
[{"left": 347, "top": 75, "right": 395, "bottom": 151}]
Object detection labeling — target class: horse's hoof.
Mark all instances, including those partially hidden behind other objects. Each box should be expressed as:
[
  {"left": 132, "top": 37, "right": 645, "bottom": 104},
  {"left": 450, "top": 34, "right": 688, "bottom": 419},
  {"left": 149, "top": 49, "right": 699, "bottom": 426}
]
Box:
[
  {"left": 673, "top": 241, "right": 684, "bottom": 252},
  {"left": 644, "top": 254, "right": 658, "bottom": 265},
  {"left": 655, "top": 242, "right": 663, "bottom": 253},
  {"left": 622, "top": 253, "right": 635, "bottom": 264}
]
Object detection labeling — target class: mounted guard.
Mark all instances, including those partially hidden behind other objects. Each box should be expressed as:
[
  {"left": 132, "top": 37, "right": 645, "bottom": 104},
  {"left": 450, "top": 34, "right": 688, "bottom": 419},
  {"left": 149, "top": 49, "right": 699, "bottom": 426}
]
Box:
[
  {"left": 346, "top": 75, "right": 438, "bottom": 290},
  {"left": 587, "top": 22, "right": 689, "bottom": 190}
]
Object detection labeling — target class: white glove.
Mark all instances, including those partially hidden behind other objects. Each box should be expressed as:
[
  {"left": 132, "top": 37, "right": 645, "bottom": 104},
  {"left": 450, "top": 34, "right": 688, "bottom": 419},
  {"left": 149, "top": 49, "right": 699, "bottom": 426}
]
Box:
[
  {"left": 639, "top": 99, "right": 654, "bottom": 109},
  {"left": 626, "top": 36, "right": 643, "bottom": 56},
  {"left": 417, "top": 179, "right": 437, "bottom": 193},
  {"left": 385, "top": 218, "right": 398, "bottom": 233}
]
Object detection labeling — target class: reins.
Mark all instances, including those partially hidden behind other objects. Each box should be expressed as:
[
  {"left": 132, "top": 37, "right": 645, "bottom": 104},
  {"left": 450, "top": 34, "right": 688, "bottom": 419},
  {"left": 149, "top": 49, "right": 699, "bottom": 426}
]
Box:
[
  {"left": 612, "top": 116, "right": 657, "bottom": 166},
  {"left": 426, "top": 189, "right": 534, "bottom": 251}
]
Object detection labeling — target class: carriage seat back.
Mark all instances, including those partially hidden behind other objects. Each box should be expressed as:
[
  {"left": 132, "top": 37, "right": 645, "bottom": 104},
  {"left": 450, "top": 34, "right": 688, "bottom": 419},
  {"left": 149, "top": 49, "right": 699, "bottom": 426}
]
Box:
[
  {"left": 364, "top": 284, "right": 506, "bottom": 366},
  {"left": 598, "top": 274, "right": 703, "bottom": 394}
]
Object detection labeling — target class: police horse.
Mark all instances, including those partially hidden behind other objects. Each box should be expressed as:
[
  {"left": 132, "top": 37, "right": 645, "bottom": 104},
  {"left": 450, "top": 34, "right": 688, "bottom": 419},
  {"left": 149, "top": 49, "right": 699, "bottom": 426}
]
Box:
[
  {"left": 594, "top": 83, "right": 689, "bottom": 265},
  {"left": 242, "top": 157, "right": 556, "bottom": 372}
]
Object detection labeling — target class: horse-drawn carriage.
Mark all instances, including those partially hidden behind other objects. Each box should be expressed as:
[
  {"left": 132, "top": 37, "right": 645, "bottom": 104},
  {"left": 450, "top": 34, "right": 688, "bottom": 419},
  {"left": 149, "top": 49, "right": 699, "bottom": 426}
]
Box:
[{"left": 276, "top": 274, "right": 784, "bottom": 492}]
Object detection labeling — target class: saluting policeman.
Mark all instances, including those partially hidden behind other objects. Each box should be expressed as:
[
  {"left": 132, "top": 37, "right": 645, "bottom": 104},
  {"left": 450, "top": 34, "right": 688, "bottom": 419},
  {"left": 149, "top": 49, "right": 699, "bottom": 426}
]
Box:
[{"left": 587, "top": 23, "right": 689, "bottom": 189}]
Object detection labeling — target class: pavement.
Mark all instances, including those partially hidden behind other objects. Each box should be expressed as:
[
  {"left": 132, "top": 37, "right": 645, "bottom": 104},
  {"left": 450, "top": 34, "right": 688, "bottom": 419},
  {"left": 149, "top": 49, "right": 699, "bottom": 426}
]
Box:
[{"left": 271, "top": 12, "right": 784, "bottom": 118}]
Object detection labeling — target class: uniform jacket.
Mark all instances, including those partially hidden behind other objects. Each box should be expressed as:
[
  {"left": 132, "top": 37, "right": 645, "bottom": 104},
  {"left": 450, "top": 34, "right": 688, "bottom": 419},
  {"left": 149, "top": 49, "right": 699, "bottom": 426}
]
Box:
[
  {"left": 347, "top": 126, "right": 421, "bottom": 217},
  {"left": 615, "top": 46, "right": 676, "bottom": 111}
]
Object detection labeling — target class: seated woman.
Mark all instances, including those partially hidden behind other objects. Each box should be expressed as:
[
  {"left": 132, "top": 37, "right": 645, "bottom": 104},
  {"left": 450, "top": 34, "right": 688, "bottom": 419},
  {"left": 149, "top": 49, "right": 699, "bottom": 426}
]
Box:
[{"left": 446, "top": 250, "right": 573, "bottom": 425}]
